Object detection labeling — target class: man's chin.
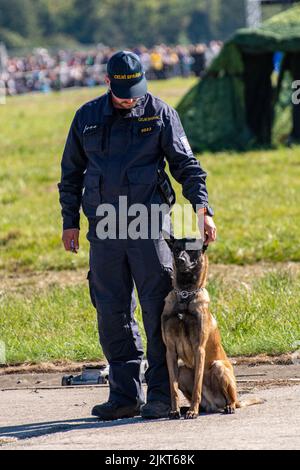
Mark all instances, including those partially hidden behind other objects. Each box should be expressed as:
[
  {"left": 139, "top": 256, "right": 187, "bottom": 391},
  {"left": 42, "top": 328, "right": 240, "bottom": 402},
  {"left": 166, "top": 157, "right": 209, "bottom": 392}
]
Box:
[{"left": 121, "top": 103, "right": 137, "bottom": 108}]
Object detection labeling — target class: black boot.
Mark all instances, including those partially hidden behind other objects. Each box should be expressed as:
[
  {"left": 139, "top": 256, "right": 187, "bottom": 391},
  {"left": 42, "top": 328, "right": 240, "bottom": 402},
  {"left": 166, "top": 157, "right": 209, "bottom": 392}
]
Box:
[
  {"left": 91, "top": 401, "right": 141, "bottom": 421},
  {"left": 141, "top": 401, "right": 171, "bottom": 419}
]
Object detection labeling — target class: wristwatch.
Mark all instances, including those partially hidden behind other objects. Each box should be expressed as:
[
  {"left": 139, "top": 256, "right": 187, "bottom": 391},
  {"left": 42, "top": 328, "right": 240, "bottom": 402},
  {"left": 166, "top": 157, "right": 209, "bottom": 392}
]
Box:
[{"left": 198, "top": 206, "right": 214, "bottom": 217}]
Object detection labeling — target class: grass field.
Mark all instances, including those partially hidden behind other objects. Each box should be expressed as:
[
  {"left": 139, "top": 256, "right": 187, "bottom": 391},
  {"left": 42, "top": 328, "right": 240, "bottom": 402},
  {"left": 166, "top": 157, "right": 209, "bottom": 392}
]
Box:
[
  {"left": 1, "top": 77, "right": 300, "bottom": 363},
  {"left": 1, "top": 270, "right": 299, "bottom": 363}
]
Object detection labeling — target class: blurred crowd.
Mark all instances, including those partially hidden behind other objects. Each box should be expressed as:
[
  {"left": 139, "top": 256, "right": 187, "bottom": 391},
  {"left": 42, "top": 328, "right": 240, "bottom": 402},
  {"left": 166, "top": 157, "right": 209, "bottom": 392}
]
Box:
[{"left": 0, "top": 42, "right": 223, "bottom": 96}]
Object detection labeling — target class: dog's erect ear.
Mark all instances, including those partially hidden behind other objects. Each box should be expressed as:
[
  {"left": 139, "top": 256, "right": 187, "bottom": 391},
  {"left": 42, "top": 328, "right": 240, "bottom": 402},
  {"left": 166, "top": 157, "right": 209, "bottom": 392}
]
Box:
[{"left": 162, "top": 229, "right": 175, "bottom": 250}]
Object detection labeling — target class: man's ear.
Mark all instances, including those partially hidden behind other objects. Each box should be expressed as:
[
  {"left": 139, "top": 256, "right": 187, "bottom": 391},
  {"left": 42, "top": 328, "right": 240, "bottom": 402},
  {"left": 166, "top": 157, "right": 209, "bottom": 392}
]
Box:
[{"left": 162, "top": 230, "right": 175, "bottom": 250}]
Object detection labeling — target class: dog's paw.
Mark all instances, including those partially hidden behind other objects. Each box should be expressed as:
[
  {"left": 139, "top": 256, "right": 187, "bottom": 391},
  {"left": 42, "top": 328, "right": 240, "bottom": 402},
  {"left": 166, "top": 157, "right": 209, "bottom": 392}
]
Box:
[
  {"left": 223, "top": 405, "right": 235, "bottom": 414},
  {"left": 169, "top": 410, "right": 181, "bottom": 420},
  {"left": 185, "top": 410, "right": 199, "bottom": 419}
]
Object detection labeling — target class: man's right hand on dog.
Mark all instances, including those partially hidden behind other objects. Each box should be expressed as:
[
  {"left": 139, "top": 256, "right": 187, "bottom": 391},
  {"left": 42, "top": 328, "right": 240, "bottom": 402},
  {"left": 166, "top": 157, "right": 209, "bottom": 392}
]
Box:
[
  {"left": 197, "top": 209, "right": 217, "bottom": 246},
  {"left": 204, "top": 215, "right": 217, "bottom": 245},
  {"left": 62, "top": 229, "right": 80, "bottom": 254}
]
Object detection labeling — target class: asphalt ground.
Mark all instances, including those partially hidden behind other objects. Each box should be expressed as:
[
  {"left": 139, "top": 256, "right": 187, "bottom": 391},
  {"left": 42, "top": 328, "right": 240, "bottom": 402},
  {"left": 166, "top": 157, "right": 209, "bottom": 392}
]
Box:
[{"left": 0, "top": 363, "right": 299, "bottom": 450}]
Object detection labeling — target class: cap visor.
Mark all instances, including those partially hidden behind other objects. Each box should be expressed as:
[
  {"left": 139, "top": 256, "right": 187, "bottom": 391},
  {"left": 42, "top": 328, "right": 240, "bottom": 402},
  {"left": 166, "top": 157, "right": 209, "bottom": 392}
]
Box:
[{"left": 110, "top": 76, "right": 147, "bottom": 99}]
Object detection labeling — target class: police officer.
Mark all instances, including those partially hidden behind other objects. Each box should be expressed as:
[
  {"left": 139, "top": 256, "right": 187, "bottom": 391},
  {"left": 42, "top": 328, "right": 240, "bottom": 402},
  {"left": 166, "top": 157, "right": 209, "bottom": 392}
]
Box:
[{"left": 58, "top": 51, "right": 216, "bottom": 420}]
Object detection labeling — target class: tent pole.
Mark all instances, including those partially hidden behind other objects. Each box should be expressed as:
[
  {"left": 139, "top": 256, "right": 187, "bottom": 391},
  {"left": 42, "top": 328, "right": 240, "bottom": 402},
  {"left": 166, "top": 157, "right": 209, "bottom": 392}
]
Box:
[{"left": 246, "top": 0, "right": 262, "bottom": 27}]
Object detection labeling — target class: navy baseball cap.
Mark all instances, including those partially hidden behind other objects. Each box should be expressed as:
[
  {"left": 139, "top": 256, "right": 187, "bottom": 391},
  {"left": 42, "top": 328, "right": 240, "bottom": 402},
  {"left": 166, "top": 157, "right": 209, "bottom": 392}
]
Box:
[{"left": 107, "top": 50, "right": 147, "bottom": 99}]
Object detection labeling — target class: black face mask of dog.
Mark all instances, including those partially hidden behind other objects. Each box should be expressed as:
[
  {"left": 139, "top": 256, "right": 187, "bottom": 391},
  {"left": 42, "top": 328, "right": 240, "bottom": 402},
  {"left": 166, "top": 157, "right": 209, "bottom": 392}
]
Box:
[{"left": 163, "top": 236, "right": 207, "bottom": 290}]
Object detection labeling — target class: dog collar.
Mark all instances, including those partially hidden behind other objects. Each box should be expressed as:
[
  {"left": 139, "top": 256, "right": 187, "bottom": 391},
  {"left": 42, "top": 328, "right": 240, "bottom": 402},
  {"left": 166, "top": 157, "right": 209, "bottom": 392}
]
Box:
[{"left": 174, "top": 288, "right": 204, "bottom": 300}]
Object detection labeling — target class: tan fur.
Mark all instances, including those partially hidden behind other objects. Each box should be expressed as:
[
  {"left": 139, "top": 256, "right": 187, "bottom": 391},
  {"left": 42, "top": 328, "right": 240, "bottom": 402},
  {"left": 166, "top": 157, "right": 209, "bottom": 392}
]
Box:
[{"left": 162, "top": 253, "right": 263, "bottom": 417}]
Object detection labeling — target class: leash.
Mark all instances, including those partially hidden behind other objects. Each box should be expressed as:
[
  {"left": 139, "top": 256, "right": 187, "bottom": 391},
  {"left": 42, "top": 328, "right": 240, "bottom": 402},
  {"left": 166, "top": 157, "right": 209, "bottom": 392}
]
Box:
[
  {"left": 202, "top": 243, "right": 208, "bottom": 253},
  {"left": 201, "top": 233, "right": 209, "bottom": 253}
]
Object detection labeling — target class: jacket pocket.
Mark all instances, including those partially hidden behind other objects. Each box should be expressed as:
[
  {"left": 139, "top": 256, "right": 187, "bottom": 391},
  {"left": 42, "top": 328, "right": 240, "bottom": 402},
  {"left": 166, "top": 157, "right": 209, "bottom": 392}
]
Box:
[
  {"left": 83, "top": 127, "right": 103, "bottom": 153},
  {"left": 82, "top": 173, "right": 102, "bottom": 217},
  {"left": 126, "top": 163, "right": 159, "bottom": 206},
  {"left": 126, "top": 163, "right": 158, "bottom": 184}
]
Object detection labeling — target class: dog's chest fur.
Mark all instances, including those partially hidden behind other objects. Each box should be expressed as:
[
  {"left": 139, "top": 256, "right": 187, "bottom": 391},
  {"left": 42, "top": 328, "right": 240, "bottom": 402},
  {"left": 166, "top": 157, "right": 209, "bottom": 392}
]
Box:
[
  {"left": 162, "top": 295, "right": 208, "bottom": 369},
  {"left": 174, "top": 314, "right": 199, "bottom": 369}
]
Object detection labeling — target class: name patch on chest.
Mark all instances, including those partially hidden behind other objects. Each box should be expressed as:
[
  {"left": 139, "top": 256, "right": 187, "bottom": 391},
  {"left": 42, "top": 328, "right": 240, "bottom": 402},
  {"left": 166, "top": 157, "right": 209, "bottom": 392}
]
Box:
[
  {"left": 138, "top": 116, "right": 160, "bottom": 122},
  {"left": 83, "top": 124, "right": 99, "bottom": 135}
]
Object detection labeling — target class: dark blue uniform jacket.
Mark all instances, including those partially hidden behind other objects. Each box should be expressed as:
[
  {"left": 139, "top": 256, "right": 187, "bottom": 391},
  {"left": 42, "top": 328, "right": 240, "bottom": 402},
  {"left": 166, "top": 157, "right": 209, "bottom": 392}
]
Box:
[{"left": 58, "top": 91, "right": 209, "bottom": 230}]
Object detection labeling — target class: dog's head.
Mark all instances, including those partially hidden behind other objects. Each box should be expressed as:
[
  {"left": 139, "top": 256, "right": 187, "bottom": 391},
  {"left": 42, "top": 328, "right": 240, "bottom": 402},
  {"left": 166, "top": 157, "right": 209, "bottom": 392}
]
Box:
[{"left": 163, "top": 233, "right": 208, "bottom": 289}]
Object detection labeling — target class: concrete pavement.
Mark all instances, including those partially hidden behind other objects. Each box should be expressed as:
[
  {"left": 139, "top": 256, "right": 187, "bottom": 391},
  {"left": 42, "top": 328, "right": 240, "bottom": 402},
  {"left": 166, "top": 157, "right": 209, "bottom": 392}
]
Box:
[{"left": 0, "top": 368, "right": 299, "bottom": 449}]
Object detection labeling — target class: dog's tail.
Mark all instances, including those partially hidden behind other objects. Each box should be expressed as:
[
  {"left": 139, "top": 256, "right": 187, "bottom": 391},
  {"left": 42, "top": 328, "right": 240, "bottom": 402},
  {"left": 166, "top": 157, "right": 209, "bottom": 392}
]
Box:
[{"left": 236, "top": 397, "right": 265, "bottom": 408}]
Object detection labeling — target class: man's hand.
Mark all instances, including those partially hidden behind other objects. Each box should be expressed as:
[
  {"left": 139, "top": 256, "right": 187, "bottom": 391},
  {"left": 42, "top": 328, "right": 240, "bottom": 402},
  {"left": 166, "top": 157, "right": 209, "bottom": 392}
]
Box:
[
  {"left": 62, "top": 229, "right": 80, "bottom": 254},
  {"left": 198, "top": 209, "right": 217, "bottom": 246},
  {"left": 204, "top": 215, "right": 217, "bottom": 245}
]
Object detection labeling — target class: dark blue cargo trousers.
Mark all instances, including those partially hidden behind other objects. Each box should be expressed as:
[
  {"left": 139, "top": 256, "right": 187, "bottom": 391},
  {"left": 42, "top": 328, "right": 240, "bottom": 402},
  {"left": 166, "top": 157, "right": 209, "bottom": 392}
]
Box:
[{"left": 86, "top": 219, "right": 173, "bottom": 406}]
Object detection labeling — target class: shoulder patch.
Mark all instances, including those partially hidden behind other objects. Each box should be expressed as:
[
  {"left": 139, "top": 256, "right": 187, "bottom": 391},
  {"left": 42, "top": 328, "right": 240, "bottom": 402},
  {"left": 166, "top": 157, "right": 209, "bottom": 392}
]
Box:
[{"left": 180, "top": 135, "right": 193, "bottom": 156}]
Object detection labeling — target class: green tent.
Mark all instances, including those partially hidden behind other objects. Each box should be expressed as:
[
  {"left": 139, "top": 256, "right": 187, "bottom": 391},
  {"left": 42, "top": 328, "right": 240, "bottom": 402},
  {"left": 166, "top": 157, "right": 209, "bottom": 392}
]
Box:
[{"left": 177, "top": 5, "right": 300, "bottom": 152}]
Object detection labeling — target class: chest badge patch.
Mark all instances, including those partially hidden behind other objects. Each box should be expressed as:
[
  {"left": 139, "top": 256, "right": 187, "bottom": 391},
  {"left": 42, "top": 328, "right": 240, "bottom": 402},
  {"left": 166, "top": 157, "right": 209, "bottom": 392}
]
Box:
[{"left": 140, "top": 127, "right": 153, "bottom": 134}]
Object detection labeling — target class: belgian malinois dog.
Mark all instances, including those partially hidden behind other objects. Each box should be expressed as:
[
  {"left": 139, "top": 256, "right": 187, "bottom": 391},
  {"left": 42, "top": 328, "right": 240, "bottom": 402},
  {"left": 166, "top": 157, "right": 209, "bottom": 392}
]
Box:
[{"left": 162, "top": 236, "right": 263, "bottom": 419}]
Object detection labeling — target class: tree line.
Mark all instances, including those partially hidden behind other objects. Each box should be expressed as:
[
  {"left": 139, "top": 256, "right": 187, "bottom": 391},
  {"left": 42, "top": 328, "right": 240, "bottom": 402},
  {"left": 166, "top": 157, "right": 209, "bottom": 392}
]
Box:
[{"left": 0, "top": 0, "right": 286, "bottom": 50}]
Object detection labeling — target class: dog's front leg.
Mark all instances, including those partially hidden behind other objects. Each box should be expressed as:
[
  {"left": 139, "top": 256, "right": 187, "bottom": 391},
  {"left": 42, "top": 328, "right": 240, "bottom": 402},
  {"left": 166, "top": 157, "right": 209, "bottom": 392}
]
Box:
[
  {"left": 185, "top": 345, "right": 206, "bottom": 419},
  {"left": 166, "top": 345, "right": 181, "bottom": 419}
]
